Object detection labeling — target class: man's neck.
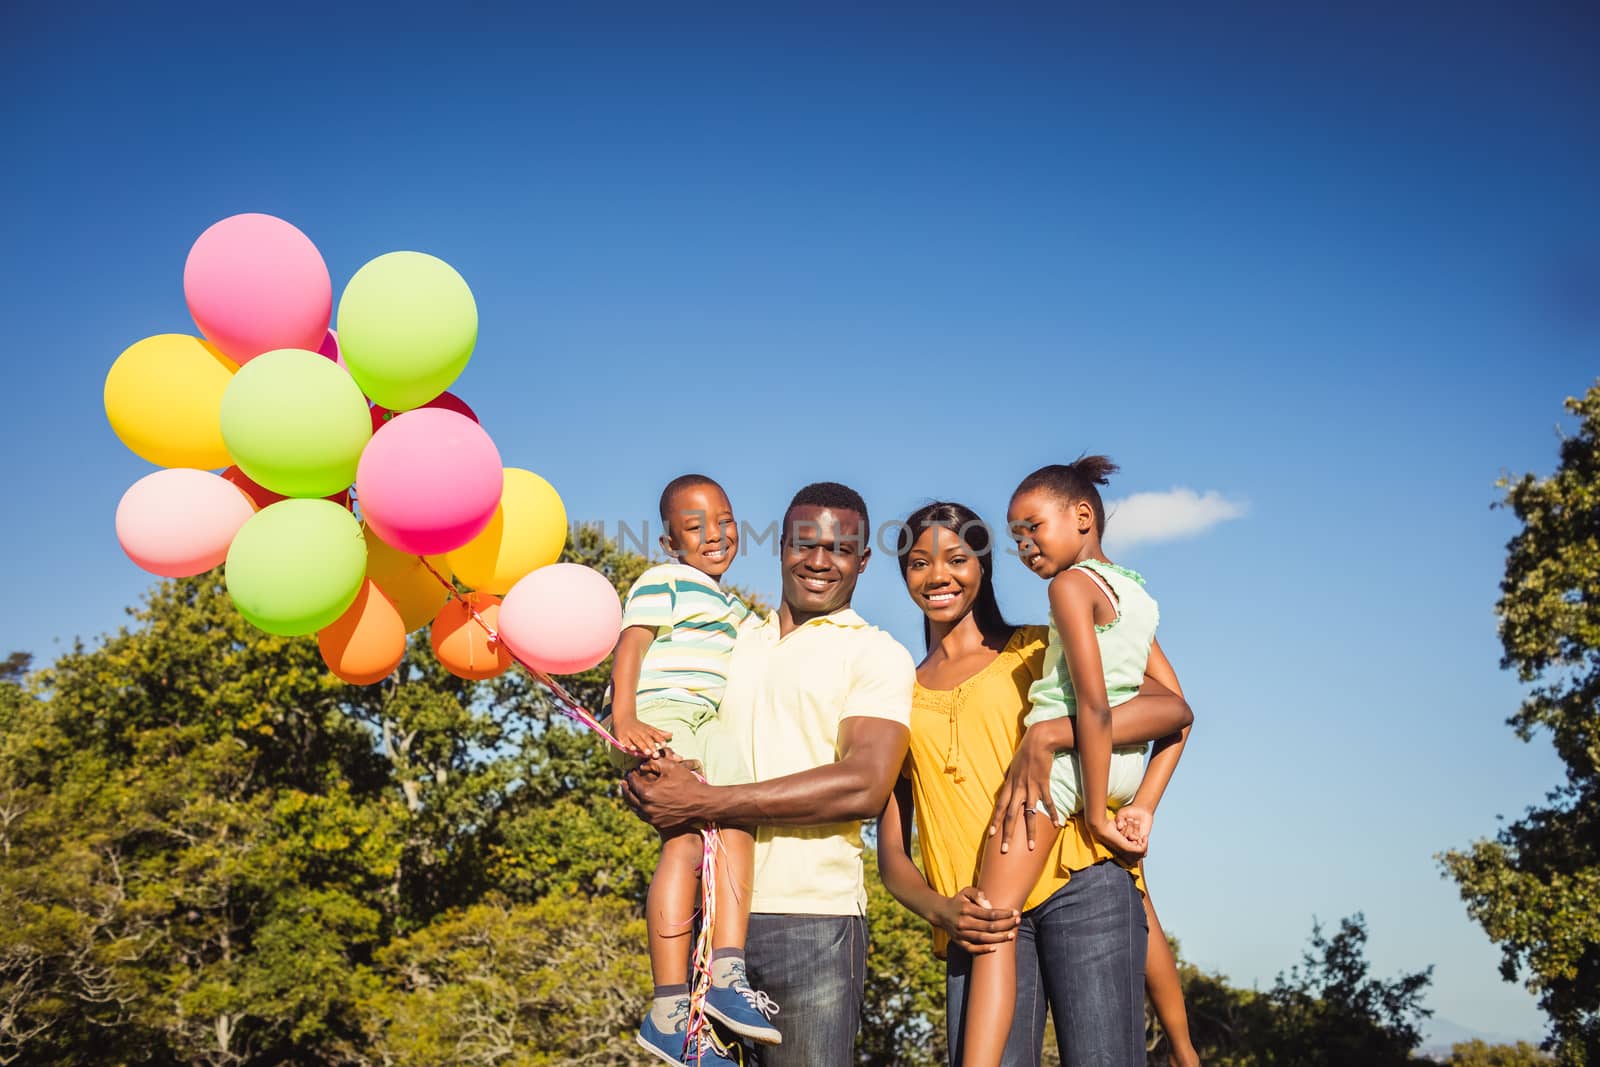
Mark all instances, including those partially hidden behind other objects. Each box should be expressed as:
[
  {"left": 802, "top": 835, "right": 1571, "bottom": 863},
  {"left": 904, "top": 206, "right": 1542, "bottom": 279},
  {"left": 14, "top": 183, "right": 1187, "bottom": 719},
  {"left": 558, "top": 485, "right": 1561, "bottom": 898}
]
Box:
[{"left": 778, "top": 600, "right": 853, "bottom": 637}]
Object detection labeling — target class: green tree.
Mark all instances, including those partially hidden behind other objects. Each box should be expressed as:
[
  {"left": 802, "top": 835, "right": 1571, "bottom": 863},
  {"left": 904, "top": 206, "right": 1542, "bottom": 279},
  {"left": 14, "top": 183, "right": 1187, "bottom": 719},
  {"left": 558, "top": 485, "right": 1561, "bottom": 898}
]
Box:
[
  {"left": 1448, "top": 1038, "right": 1558, "bottom": 1066},
  {"left": 1442, "top": 383, "right": 1600, "bottom": 1065}
]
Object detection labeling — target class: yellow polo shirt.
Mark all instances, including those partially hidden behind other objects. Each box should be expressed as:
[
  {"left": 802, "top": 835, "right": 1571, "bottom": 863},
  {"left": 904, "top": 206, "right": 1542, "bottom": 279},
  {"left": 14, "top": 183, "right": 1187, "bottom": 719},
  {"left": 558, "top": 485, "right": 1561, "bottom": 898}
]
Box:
[{"left": 719, "top": 608, "right": 915, "bottom": 916}]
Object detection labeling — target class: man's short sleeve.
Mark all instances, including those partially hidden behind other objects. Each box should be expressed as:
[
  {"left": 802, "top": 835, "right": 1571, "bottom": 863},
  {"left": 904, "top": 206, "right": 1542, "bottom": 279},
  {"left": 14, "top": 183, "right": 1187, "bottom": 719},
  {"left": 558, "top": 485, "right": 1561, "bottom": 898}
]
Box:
[
  {"left": 842, "top": 631, "right": 915, "bottom": 727},
  {"left": 620, "top": 566, "right": 676, "bottom": 633}
]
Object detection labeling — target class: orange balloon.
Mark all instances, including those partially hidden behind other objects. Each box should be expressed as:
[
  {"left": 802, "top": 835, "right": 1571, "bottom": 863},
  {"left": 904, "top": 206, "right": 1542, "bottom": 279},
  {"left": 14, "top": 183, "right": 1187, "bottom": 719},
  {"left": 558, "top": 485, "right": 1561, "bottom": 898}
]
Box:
[
  {"left": 319, "top": 580, "right": 406, "bottom": 685},
  {"left": 431, "top": 594, "right": 511, "bottom": 680}
]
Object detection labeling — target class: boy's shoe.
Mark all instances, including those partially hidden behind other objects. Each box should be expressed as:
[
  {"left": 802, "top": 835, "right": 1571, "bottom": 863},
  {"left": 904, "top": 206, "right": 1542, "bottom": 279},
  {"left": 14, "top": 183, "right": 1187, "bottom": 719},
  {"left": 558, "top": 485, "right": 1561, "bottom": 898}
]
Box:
[
  {"left": 637, "top": 1003, "right": 746, "bottom": 1066},
  {"left": 702, "top": 980, "right": 782, "bottom": 1045}
]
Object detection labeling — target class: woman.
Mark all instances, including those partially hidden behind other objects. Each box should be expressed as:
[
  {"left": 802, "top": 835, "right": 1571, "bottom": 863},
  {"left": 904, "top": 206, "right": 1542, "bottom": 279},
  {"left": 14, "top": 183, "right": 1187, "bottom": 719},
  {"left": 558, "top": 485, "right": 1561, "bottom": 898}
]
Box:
[{"left": 876, "top": 502, "right": 1199, "bottom": 1066}]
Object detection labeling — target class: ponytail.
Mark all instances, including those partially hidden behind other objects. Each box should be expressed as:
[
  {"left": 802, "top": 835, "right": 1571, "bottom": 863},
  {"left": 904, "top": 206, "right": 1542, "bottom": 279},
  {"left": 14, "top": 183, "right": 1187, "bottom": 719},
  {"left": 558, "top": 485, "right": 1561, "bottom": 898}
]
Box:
[{"left": 1014, "top": 454, "right": 1119, "bottom": 537}]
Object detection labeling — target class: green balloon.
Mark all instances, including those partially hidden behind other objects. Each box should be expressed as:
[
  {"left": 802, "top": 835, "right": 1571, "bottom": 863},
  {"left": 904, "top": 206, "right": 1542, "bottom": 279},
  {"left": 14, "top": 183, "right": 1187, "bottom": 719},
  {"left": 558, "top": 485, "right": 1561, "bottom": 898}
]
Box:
[
  {"left": 225, "top": 499, "right": 367, "bottom": 636},
  {"left": 220, "top": 349, "right": 371, "bottom": 497},
  {"left": 337, "top": 252, "right": 478, "bottom": 411}
]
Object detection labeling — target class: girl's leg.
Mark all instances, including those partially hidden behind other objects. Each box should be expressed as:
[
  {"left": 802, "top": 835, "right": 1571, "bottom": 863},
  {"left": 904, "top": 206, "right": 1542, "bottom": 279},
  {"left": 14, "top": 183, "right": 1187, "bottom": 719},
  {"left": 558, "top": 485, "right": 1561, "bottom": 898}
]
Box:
[
  {"left": 1143, "top": 890, "right": 1200, "bottom": 1067},
  {"left": 648, "top": 830, "right": 705, "bottom": 992},
  {"left": 962, "top": 817, "right": 1060, "bottom": 1067}
]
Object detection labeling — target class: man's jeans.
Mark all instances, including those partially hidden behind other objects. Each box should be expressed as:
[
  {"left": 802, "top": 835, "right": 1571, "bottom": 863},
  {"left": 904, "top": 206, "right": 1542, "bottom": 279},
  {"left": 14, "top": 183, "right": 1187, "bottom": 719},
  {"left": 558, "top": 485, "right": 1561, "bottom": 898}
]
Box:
[
  {"left": 745, "top": 913, "right": 867, "bottom": 1066},
  {"left": 945, "top": 860, "right": 1148, "bottom": 1067}
]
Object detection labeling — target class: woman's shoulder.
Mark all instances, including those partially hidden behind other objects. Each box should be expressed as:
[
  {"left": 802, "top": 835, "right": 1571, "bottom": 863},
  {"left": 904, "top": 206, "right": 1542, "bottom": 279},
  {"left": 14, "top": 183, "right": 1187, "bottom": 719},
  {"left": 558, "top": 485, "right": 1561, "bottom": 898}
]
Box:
[{"left": 1010, "top": 624, "right": 1050, "bottom": 654}]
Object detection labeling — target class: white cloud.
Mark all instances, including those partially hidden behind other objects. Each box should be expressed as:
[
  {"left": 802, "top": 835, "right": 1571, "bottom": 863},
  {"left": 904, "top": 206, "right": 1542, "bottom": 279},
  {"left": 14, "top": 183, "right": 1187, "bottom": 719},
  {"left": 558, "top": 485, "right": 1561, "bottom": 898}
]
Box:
[{"left": 1103, "top": 488, "right": 1246, "bottom": 548}]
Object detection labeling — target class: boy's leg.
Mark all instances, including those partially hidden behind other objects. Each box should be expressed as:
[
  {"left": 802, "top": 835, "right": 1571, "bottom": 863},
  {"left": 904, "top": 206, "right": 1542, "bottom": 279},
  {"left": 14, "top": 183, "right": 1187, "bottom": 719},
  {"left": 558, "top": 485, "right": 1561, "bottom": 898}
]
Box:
[
  {"left": 963, "top": 817, "right": 1060, "bottom": 1067},
  {"left": 1143, "top": 890, "right": 1199, "bottom": 1067},
  {"left": 711, "top": 827, "right": 753, "bottom": 952},
  {"left": 744, "top": 913, "right": 865, "bottom": 1066},
  {"left": 648, "top": 831, "right": 705, "bottom": 989}
]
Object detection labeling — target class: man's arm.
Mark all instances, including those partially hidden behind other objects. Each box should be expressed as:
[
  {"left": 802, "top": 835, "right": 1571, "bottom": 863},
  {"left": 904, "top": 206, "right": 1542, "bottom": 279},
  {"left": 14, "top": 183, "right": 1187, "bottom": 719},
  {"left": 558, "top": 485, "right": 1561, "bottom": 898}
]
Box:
[{"left": 622, "top": 715, "right": 909, "bottom": 830}]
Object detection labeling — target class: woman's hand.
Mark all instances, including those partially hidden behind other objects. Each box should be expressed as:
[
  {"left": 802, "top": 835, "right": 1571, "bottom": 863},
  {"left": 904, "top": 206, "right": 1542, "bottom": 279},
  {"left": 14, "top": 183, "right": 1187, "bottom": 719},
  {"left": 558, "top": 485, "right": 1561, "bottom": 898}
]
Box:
[
  {"left": 933, "top": 887, "right": 1021, "bottom": 954},
  {"left": 989, "top": 724, "right": 1060, "bottom": 853}
]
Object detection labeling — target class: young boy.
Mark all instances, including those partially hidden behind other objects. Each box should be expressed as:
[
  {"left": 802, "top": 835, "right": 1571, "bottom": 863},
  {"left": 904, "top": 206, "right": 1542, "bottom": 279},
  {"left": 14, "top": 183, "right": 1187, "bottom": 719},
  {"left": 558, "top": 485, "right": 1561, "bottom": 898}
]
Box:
[{"left": 610, "top": 474, "right": 779, "bottom": 1066}]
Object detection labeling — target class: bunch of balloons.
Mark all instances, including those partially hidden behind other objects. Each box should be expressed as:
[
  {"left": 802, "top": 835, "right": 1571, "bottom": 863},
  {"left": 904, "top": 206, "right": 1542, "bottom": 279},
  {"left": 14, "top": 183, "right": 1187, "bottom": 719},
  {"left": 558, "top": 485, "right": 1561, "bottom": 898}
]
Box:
[{"left": 105, "top": 213, "right": 621, "bottom": 686}]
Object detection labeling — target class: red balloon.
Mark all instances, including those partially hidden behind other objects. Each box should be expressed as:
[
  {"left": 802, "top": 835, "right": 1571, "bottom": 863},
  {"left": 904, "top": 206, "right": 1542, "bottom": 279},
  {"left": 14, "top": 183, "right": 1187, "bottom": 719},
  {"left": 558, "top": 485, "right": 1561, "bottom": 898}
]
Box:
[
  {"left": 370, "top": 391, "right": 479, "bottom": 433},
  {"left": 222, "top": 465, "right": 351, "bottom": 511}
]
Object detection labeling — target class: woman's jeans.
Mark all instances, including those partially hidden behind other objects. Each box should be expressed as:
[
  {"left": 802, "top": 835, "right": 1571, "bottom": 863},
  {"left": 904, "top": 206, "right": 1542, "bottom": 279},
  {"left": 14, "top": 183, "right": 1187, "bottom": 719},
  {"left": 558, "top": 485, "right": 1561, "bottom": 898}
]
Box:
[{"left": 945, "top": 860, "right": 1148, "bottom": 1067}]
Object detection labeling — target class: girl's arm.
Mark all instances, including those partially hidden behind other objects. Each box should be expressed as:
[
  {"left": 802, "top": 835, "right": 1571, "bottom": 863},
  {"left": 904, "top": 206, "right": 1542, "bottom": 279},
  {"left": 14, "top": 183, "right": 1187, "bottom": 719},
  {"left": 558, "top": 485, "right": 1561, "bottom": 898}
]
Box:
[
  {"left": 1125, "top": 638, "right": 1191, "bottom": 817},
  {"left": 608, "top": 626, "right": 672, "bottom": 755},
  {"left": 877, "top": 776, "right": 1019, "bottom": 954},
  {"left": 1052, "top": 570, "right": 1143, "bottom": 857}
]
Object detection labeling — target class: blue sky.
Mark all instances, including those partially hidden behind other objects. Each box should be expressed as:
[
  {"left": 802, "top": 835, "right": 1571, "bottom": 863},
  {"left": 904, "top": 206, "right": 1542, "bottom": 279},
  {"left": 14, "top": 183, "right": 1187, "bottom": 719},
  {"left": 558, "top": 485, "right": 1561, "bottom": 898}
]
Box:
[{"left": 4, "top": 2, "right": 1595, "bottom": 1045}]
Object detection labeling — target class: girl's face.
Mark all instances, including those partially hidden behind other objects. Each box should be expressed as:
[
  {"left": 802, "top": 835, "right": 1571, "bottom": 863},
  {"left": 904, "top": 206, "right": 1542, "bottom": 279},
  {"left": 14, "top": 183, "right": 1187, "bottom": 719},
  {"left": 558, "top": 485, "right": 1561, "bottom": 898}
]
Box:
[
  {"left": 1007, "top": 488, "right": 1091, "bottom": 579},
  {"left": 903, "top": 525, "right": 985, "bottom": 627}
]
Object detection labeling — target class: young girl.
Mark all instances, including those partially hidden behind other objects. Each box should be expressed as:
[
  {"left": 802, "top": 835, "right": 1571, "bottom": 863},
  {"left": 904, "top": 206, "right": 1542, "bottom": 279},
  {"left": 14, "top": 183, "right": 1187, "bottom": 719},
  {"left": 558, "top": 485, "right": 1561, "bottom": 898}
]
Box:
[
  {"left": 963, "top": 457, "right": 1194, "bottom": 1067},
  {"left": 609, "top": 474, "right": 780, "bottom": 1067}
]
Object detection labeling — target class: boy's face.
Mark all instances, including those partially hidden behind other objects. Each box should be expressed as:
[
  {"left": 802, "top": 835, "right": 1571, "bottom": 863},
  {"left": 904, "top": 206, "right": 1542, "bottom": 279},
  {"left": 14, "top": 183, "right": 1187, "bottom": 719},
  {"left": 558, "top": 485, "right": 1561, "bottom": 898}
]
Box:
[{"left": 662, "top": 483, "right": 739, "bottom": 577}]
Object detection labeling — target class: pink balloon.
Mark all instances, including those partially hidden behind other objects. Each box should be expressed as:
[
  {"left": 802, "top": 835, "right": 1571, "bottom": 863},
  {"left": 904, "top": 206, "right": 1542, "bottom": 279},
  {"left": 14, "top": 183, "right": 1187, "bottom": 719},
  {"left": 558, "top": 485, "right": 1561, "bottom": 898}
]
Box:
[
  {"left": 499, "top": 563, "right": 622, "bottom": 675},
  {"left": 317, "top": 328, "right": 346, "bottom": 370},
  {"left": 356, "top": 408, "right": 502, "bottom": 555},
  {"left": 369, "top": 391, "right": 478, "bottom": 433},
  {"left": 116, "top": 469, "right": 256, "bottom": 577},
  {"left": 184, "top": 213, "right": 332, "bottom": 365}
]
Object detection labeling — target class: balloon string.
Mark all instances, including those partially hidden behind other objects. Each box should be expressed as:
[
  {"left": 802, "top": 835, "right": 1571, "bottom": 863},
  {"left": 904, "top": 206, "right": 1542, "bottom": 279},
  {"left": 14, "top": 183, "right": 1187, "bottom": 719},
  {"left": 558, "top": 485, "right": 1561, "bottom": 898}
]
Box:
[{"left": 411, "top": 552, "right": 722, "bottom": 1045}]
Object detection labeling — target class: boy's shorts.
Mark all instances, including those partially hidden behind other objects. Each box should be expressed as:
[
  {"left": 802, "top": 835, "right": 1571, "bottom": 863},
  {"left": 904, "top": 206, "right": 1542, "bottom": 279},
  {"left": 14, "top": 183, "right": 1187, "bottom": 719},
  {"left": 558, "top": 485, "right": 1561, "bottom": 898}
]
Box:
[{"left": 605, "top": 697, "right": 753, "bottom": 786}]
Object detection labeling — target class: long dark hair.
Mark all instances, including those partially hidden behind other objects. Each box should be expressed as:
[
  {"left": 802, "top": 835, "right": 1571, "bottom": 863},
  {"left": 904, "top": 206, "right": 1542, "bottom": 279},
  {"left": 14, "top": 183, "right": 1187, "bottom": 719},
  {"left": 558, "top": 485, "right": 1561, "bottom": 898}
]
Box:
[{"left": 896, "top": 501, "right": 1013, "bottom": 651}]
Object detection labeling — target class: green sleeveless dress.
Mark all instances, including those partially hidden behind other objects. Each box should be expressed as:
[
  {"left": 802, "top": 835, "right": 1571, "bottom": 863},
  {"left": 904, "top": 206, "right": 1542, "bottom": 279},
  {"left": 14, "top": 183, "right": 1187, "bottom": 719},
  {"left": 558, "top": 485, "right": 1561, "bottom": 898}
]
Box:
[{"left": 1023, "top": 559, "right": 1159, "bottom": 820}]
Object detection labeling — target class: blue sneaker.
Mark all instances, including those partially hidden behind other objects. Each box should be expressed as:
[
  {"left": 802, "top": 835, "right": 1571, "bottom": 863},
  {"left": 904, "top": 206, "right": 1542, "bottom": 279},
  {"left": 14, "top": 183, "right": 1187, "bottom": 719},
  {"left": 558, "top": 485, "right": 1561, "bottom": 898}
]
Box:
[
  {"left": 637, "top": 999, "right": 691, "bottom": 1064},
  {"left": 702, "top": 971, "right": 782, "bottom": 1045},
  {"left": 637, "top": 1001, "right": 746, "bottom": 1066}
]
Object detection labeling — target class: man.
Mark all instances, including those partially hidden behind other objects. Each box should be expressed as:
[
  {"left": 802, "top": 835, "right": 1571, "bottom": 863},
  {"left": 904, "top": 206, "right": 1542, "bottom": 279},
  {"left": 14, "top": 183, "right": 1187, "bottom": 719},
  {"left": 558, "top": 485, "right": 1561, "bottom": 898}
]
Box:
[{"left": 623, "top": 481, "right": 914, "bottom": 1066}]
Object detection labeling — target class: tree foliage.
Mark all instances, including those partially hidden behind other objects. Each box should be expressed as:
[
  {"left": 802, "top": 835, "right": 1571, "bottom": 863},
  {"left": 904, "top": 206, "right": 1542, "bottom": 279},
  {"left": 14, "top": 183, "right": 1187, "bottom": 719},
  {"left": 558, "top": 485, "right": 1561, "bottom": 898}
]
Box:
[
  {"left": 1443, "top": 382, "right": 1600, "bottom": 1065},
  {"left": 1446, "top": 1038, "right": 1558, "bottom": 1066}
]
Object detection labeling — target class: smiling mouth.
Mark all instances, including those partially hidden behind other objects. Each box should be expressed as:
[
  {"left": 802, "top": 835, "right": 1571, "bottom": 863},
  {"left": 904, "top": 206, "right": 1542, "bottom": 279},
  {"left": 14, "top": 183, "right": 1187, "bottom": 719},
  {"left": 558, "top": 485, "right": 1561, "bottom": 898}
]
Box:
[
  {"left": 702, "top": 547, "right": 729, "bottom": 562},
  {"left": 924, "top": 591, "right": 959, "bottom": 606},
  {"left": 795, "top": 574, "right": 834, "bottom": 593},
  {"left": 1025, "top": 554, "right": 1046, "bottom": 570}
]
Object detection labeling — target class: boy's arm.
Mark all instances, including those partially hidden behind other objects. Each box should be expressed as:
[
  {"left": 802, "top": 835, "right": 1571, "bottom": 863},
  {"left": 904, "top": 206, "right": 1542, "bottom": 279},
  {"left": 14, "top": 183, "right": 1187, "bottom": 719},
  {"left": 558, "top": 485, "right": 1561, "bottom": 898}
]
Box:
[
  {"left": 608, "top": 626, "right": 673, "bottom": 755},
  {"left": 624, "top": 715, "right": 909, "bottom": 828}
]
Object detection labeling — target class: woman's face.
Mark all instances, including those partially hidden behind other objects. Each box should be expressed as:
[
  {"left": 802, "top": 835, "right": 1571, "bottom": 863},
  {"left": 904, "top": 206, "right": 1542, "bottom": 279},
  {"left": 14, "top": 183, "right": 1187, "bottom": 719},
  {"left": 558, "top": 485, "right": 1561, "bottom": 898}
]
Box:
[{"left": 903, "top": 525, "right": 986, "bottom": 626}]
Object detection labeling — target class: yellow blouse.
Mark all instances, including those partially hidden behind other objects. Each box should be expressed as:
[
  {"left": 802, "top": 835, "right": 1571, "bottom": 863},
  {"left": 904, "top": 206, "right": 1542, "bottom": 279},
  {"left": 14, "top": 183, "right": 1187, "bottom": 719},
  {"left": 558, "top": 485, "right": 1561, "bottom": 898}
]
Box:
[{"left": 906, "top": 625, "right": 1143, "bottom": 956}]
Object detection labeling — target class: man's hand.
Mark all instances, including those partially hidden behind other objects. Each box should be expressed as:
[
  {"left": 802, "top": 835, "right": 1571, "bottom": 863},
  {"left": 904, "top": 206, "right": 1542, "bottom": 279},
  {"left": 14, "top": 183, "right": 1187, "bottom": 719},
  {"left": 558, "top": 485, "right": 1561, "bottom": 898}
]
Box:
[
  {"left": 1114, "top": 804, "right": 1153, "bottom": 850},
  {"left": 621, "top": 757, "right": 718, "bottom": 832},
  {"left": 989, "top": 724, "right": 1060, "bottom": 853},
  {"left": 933, "top": 887, "right": 1021, "bottom": 955}
]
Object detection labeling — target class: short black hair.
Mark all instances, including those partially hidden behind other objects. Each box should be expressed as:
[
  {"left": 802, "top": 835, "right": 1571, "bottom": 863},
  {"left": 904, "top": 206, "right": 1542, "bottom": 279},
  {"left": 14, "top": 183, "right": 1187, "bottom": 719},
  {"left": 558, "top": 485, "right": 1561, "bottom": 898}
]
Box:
[
  {"left": 786, "top": 481, "right": 869, "bottom": 532},
  {"left": 1014, "top": 455, "right": 1118, "bottom": 537},
  {"left": 659, "top": 473, "right": 725, "bottom": 528}
]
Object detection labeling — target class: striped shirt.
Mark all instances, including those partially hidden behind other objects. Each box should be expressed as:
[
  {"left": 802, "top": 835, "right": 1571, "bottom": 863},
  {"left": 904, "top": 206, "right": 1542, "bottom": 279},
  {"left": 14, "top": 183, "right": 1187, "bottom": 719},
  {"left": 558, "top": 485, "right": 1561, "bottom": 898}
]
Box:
[{"left": 620, "top": 563, "right": 750, "bottom": 710}]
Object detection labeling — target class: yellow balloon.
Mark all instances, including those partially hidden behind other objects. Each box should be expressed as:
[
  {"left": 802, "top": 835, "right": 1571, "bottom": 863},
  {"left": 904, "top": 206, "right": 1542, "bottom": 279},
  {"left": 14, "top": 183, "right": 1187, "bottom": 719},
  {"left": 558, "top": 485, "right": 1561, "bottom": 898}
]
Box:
[
  {"left": 363, "top": 525, "right": 450, "bottom": 632},
  {"left": 104, "top": 334, "right": 238, "bottom": 468},
  {"left": 447, "top": 468, "right": 568, "bottom": 594}
]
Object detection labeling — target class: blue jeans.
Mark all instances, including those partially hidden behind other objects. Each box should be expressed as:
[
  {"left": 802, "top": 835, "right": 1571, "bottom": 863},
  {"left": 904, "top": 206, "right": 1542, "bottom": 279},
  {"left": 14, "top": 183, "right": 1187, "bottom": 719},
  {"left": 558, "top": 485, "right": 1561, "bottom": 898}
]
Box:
[
  {"left": 744, "top": 913, "right": 866, "bottom": 1066},
  {"left": 945, "top": 861, "right": 1148, "bottom": 1067}
]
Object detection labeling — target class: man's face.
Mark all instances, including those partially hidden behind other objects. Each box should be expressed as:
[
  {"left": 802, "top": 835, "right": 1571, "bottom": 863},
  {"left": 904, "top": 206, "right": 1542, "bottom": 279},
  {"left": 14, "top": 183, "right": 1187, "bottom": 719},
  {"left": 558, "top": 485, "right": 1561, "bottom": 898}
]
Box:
[{"left": 781, "top": 504, "right": 870, "bottom": 616}]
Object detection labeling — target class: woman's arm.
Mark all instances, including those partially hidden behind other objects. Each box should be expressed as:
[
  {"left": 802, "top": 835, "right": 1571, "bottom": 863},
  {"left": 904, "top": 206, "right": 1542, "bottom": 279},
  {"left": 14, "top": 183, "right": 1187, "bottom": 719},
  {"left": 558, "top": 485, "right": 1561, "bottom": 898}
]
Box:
[
  {"left": 877, "top": 777, "right": 1019, "bottom": 954},
  {"left": 1024, "top": 673, "right": 1192, "bottom": 751}
]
